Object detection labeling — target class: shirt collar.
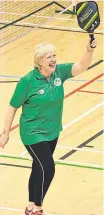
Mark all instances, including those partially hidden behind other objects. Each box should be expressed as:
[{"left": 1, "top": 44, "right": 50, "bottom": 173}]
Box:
[{"left": 33, "top": 68, "right": 56, "bottom": 80}]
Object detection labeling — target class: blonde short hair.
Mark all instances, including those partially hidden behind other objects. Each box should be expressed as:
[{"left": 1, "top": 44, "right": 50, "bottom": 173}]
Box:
[{"left": 34, "top": 43, "right": 56, "bottom": 69}]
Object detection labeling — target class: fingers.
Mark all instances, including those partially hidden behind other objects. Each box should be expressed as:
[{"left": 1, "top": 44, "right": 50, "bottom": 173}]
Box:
[
  {"left": 0, "top": 134, "right": 9, "bottom": 148},
  {"left": 0, "top": 141, "right": 5, "bottom": 148},
  {"left": 0, "top": 142, "right": 7, "bottom": 148},
  {"left": 87, "top": 38, "right": 97, "bottom": 51},
  {"left": 90, "top": 38, "right": 97, "bottom": 48},
  {"left": 0, "top": 143, "right": 5, "bottom": 148}
]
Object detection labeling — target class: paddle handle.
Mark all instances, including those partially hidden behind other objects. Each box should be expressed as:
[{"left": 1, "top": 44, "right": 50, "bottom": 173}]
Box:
[{"left": 89, "top": 34, "right": 96, "bottom": 48}]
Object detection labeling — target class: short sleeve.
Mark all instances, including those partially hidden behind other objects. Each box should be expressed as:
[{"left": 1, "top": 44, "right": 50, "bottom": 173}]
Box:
[
  {"left": 10, "top": 77, "right": 29, "bottom": 108},
  {"left": 56, "top": 63, "right": 74, "bottom": 82}
]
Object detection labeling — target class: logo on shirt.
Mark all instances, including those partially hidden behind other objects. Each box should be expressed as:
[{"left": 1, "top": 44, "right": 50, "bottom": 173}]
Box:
[
  {"left": 54, "top": 78, "right": 61, "bottom": 86},
  {"left": 39, "top": 89, "right": 44, "bottom": 94}
]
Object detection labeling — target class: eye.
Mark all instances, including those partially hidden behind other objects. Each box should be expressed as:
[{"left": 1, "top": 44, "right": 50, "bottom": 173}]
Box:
[
  {"left": 47, "top": 56, "right": 51, "bottom": 59},
  {"left": 46, "top": 54, "right": 56, "bottom": 59}
]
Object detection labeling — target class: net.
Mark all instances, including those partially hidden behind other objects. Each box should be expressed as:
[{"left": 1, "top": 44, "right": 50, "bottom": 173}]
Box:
[
  {"left": 0, "top": 0, "right": 103, "bottom": 48},
  {"left": 0, "top": 0, "right": 74, "bottom": 47}
]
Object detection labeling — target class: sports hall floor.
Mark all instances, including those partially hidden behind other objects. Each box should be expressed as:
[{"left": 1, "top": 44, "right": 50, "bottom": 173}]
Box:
[{"left": 0, "top": 1, "right": 104, "bottom": 215}]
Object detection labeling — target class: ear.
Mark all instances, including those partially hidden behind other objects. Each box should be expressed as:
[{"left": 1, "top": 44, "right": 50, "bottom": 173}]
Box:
[{"left": 38, "top": 56, "right": 42, "bottom": 66}]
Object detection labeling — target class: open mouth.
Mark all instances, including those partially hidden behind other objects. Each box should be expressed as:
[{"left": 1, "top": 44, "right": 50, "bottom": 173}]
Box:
[{"left": 49, "top": 63, "right": 56, "bottom": 68}]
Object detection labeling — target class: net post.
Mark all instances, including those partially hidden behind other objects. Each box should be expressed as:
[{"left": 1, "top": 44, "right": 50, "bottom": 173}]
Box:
[{"left": 55, "top": 0, "right": 76, "bottom": 15}]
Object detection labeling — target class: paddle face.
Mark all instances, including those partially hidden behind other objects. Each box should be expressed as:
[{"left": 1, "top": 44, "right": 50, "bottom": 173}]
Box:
[{"left": 76, "top": 1, "right": 100, "bottom": 33}]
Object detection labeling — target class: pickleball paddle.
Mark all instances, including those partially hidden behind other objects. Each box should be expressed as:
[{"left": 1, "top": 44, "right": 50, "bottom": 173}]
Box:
[{"left": 76, "top": 1, "right": 100, "bottom": 47}]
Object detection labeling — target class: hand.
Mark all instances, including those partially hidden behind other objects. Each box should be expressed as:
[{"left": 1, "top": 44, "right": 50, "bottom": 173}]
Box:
[
  {"left": 87, "top": 38, "right": 97, "bottom": 52},
  {"left": 0, "top": 133, "right": 9, "bottom": 148}
]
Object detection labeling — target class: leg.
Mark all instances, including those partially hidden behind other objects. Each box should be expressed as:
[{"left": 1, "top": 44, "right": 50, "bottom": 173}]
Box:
[
  {"left": 48, "top": 137, "right": 58, "bottom": 154},
  {"left": 25, "top": 141, "right": 55, "bottom": 212},
  {"left": 28, "top": 161, "right": 37, "bottom": 202}
]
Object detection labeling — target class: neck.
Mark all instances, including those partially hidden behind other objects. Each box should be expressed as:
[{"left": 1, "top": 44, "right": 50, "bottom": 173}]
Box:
[{"left": 40, "top": 68, "right": 51, "bottom": 79}]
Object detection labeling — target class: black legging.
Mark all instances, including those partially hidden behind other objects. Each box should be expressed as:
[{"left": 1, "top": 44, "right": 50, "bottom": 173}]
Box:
[{"left": 25, "top": 137, "right": 58, "bottom": 206}]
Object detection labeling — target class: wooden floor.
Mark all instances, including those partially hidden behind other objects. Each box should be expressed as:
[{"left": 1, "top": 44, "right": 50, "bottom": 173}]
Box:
[{"left": 0, "top": 1, "right": 103, "bottom": 215}]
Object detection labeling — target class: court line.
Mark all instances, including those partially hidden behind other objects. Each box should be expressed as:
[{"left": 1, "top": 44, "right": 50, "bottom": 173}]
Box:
[
  {"left": 20, "top": 151, "right": 27, "bottom": 157},
  {"left": 38, "top": 25, "right": 103, "bottom": 34},
  {"left": 0, "top": 206, "right": 56, "bottom": 215},
  {"left": 0, "top": 81, "right": 18, "bottom": 83},
  {"left": 10, "top": 124, "right": 19, "bottom": 132},
  {"left": 0, "top": 159, "right": 103, "bottom": 171},
  {"left": 0, "top": 162, "right": 31, "bottom": 169},
  {"left": 67, "top": 79, "right": 104, "bottom": 82},
  {"left": 60, "top": 130, "right": 104, "bottom": 159},
  {"left": 63, "top": 102, "right": 104, "bottom": 130},
  {"left": 55, "top": 160, "right": 104, "bottom": 170},
  {"left": 9, "top": 142, "right": 104, "bottom": 154},
  {"left": 65, "top": 73, "right": 104, "bottom": 99},
  {"left": 79, "top": 90, "right": 104, "bottom": 94},
  {"left": 0, "top": 75, "right": 21, "bottom": 78},
  {"left": 57, "top": 145, "right": 104, "bottom": 153},
  {"left": 87, "top": 60, "right": 104, "bottom": 70}
]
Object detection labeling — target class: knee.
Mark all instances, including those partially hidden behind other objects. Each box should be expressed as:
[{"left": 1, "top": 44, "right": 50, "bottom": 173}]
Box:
[{"left": 44, "top": 160, "right": 55, "bottom": 179}]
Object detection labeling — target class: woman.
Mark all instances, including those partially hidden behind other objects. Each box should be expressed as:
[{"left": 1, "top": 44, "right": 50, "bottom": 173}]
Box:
[{"left": 0, "top": 39, "right": 96, "bottom": 215}]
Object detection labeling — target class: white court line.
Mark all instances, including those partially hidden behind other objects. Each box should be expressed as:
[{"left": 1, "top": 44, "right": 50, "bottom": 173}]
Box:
[
  {"left": 63, "top": 101, "right": 104, "bottom": 130},
  {"left": 0, "top": 152, "right": 30, "bottom": 158},
  {"left": 20, "top": 150, "right": 28, "bottom": 157},
  {"left": 0, "top": 207, "right": 56, "bottom": 215},
  {"left": 57, "top": 145, "right": 104, "bottom": 153},
  {"left": 20, "top": 146, "right": 104, "bottom": 157},
  {"left": 20, "top": 145, "right": 104, "bottom": 157}
]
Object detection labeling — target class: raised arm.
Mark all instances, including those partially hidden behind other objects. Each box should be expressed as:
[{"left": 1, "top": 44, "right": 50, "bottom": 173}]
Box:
[{"left": 72, "top": 39, "right": 97, "bottom": 77}]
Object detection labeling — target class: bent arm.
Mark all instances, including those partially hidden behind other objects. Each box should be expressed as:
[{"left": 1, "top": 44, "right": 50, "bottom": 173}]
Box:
[
  {"left": 2, "top": 105, "right": 18, "bottom": 136},
  {"left": 72, "top": 39, "right": 97, "bottom": 77}
]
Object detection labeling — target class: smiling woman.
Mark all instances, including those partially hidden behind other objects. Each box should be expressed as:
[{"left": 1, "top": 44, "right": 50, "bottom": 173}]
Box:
[
  {"left": 0, "top": 38, "right": 97, "bottom": 215},
  {"left": 34, "top": 43, "right": 56, "bottom": 79}
]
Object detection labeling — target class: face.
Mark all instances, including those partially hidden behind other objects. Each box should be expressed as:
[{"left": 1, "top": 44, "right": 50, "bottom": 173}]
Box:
[{"left": 40, "top": 51, "right": 56, "bottom": 77}]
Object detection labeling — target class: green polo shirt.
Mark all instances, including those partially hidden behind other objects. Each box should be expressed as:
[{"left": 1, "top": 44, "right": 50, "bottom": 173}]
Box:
[{"left": 10, "top": 63, "right": 74, "bottom": 145}]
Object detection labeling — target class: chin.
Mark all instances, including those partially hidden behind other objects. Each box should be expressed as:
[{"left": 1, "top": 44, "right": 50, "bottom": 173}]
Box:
[{"left": 50, "top": 67, "right": 56, "bottom": 73}]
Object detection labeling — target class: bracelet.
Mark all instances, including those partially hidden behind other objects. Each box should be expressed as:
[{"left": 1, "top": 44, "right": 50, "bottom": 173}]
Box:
[{"left": 87, "top": 48, "right": 94, "bottom": 53}]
